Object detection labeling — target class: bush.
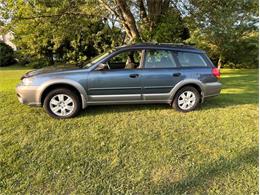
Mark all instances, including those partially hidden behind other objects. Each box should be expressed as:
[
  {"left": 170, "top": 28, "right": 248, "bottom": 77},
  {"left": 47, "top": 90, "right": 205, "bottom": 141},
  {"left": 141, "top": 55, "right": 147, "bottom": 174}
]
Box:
[
  {"left": 15, "top": 52, "right": 31, "bottom": 66},
  {"left": 223, "top": 62, "right": 258, "bottom": 69},
  {"left": 25, "top": 58, "right": 50, "bottom": 69},
  {"left": 0, "top": 42, "right": 16, "bottom": 66}
]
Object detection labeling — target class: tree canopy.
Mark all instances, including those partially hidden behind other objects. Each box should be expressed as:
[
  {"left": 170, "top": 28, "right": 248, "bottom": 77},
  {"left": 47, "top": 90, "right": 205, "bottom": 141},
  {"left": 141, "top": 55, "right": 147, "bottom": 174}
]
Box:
[{"left": 0, "top": 0, "right": 258, "bottom": 68}]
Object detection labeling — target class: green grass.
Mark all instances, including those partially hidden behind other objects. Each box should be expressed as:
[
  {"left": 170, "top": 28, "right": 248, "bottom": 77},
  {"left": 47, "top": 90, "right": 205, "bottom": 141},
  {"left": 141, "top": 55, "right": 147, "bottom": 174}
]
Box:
[{"left": 0, "top": 67, "right": 258, "bottom": 194}]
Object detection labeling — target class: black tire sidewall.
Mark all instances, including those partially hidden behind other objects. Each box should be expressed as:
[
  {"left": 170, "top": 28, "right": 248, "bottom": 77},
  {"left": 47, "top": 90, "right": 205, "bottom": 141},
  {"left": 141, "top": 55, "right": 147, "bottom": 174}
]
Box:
[
  {"left": 43, "top": 88, "right": 81, "bottom": 119},
  {"left": 173, "top": 86, "right": 200, "bottom": 112}
]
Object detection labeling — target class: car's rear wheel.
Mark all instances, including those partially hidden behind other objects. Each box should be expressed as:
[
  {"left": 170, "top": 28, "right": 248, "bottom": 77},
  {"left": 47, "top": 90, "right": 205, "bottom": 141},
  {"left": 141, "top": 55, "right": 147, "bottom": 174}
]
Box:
[
  {"left": 173, "top": 86, "right": 200, "bottom": 112},
  {"left": 43, "top": 88, "right": 81, "bottom": 119}
]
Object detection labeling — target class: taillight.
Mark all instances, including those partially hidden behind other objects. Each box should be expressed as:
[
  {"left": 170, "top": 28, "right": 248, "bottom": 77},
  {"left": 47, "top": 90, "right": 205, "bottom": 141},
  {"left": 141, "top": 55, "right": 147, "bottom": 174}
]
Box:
[{"left": 212, "top": 68, "right": 220, "bottom": 79}]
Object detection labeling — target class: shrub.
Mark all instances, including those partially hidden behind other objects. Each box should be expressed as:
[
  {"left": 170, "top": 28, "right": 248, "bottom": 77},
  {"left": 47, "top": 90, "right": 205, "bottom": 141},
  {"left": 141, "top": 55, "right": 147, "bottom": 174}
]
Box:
[
  {"left": 25, "top": 58, "right": 50, "bottom": 69},
  {"left": 0, "top": 42, "right": 16, "bottom": 66},
  {"left": 223, "top": 62, "right": 258, "bottom": 69}
]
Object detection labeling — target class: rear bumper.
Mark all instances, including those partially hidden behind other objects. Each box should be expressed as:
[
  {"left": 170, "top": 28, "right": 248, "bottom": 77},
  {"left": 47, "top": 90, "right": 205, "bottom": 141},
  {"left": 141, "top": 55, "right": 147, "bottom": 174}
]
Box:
[
  {"left": 16, "top": 84, "right": 41, "bottom": 106},
  {"left": 203, "top": 82, "right": 222, "bottom": 98}
]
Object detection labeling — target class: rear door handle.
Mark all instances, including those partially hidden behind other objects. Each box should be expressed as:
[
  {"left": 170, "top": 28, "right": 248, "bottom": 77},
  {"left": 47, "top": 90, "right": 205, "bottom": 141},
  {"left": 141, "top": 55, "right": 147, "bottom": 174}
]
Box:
[
  {"left": 129, "top": 74, "right": 139, "bottom": 78},
  {"left": 172, "top": 73, "right": 181, "bottom": 77}
]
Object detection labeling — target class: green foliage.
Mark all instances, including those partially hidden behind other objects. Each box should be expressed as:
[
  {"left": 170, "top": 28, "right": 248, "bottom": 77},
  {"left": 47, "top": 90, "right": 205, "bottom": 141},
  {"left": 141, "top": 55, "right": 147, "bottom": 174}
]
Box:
[
  {"left": 223, "top": 32, "right": 258, "bottom": 68},
  {"left": 186, "top": 0, "right": 258, "bottom": 68},
  {"left": 0, "top": 67, "right": 258, "bottom": 193},
  {"left": 25, "top": 58, "right": 50, "bottom": 69},
  {"left": 140, "top": 9, "right": 189, "bottom": 42},
  {"left": 1, "top": 0, "right": 258, "bottom": 68},
  {"left": 0, "top": 42, "right": 15, "bottom": 66},
  {"left": 2, "top": 0, "right": 122, "bottom": 66},
  {"left": 188, "top": 30, "right": 258, "bottom": 68}
]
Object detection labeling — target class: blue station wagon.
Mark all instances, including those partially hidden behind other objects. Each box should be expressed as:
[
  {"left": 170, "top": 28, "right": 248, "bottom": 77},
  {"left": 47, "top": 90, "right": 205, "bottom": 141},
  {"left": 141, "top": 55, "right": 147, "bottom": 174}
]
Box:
[{"left": 16, "top": 43, "right": 222, "bottom": 119}]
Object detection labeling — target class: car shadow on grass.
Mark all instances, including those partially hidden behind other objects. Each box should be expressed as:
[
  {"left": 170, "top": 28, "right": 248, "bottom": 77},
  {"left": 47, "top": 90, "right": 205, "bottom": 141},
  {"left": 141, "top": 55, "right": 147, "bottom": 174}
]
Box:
[
  {"left": 153, "top": 146, "right": 258, "bottom": 194},
  {"left": 201, "top": 92, "right": 258, "bottom": 110},
  {"left": 77, "top": 91, "right": 258, "bottom": 117},
  {"left": 78, "top": 104, "right": 171, "bottom": 117}
]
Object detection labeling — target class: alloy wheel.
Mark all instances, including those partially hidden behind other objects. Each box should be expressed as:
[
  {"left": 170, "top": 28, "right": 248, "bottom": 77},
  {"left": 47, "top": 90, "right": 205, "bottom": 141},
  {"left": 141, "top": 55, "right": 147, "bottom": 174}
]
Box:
[
  {"left": 49, "top": 94, "right": 75, "bottom": 116},
  {"left": 177, "top": 91, "right": 196, "bottom": 110}
]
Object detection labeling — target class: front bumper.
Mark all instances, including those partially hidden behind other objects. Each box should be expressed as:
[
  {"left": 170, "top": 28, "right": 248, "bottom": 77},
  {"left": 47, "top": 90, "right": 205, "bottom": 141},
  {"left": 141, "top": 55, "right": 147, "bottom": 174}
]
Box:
[{"left": 16, "top": 84, "right": 41, "bottom": 106}]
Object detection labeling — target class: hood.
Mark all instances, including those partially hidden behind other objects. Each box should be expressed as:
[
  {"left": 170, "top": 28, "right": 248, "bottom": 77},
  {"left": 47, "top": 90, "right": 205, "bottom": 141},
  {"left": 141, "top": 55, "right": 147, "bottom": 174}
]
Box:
[{"left": 21, "top": 65, "right": 81, "bottom": 79}]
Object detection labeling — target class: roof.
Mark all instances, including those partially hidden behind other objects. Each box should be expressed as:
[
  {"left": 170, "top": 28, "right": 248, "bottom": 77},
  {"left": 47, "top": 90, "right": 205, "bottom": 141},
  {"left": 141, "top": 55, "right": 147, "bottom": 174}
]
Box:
[{"left": 115, "top": 43, "right": 204, "bottom": 53}]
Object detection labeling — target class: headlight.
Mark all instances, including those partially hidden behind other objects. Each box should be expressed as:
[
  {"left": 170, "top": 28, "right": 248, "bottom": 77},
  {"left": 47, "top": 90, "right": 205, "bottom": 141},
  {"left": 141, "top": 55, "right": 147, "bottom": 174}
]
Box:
[{"left": 22, "top": 77, "right": 33, "bottom": 85}]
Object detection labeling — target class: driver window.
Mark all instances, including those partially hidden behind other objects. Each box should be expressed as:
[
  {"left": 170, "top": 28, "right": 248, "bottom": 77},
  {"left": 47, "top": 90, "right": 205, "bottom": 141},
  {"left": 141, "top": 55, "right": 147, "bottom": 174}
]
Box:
[{"left": 96, "top": 50, "right": 142, "bottom": 71}]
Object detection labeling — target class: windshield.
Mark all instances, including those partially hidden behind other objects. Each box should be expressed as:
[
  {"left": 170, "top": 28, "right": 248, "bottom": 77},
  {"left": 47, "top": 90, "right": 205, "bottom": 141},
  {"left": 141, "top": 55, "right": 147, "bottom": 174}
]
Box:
[{"left": 84, "top": 51, "right": 111, "bottom": 68}]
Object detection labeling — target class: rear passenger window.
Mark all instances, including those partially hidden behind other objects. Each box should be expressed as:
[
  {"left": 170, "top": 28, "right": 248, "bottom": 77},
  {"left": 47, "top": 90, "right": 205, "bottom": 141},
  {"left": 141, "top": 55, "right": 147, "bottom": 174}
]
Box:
[
  {"left": 176, "top": 52, "right": 207, "bottom": 67},
  {"left": 144, "top": 50, "right": 177, "bottom": 68}
]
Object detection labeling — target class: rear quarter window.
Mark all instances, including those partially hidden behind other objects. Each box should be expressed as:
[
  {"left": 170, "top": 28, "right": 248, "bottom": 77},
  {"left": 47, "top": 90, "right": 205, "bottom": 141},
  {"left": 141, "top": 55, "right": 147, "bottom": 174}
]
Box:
[{"left": 176, "top": 52, "right": 208, "bottom": 67}]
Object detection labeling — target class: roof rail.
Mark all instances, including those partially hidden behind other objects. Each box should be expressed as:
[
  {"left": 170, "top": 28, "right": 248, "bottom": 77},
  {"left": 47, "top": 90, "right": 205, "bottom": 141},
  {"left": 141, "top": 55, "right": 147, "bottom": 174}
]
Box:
[{"left": 115, "top": 42, "right": 197, "bottom": 50}]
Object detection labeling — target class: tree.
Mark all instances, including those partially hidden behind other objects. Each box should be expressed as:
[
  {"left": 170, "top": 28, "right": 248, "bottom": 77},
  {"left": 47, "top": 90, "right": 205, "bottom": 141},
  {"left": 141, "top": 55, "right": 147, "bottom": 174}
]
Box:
[
  {"left": 1, "top": 0, "right": 258, "bottom": 68},
  {"left": 98, "top": 0, "right": 189, "bottom": 43},
  {"left": 184, "top": 0, "right": 258, "bottom": 68},
  {"left": 1, "top": 0, "right": 122, "bottom": 65}
]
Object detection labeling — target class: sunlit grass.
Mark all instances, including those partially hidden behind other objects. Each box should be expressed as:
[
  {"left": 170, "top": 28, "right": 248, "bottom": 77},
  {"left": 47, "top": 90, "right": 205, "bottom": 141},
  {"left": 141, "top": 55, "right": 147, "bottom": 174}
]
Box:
[{"left": 0, "top": 67, "right": 258, "bottom": 194}]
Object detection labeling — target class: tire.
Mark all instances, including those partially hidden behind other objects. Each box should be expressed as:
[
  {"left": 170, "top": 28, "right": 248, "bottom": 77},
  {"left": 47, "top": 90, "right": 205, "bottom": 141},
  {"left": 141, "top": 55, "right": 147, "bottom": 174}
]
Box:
[
  {"left": 172, "top": 86, "right": 200, "bottom": 112},
  {"left": 43, "top": 88, "right": 81, "bottom": 119}
]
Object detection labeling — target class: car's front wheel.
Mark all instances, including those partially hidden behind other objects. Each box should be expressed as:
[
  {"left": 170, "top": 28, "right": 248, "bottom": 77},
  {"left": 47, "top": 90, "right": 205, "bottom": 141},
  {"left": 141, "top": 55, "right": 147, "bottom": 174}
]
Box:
[
  {"left": 173, "top": 86, "right": 200, "bottom": 112},
  {"left": 43, "top": 88, "right": 81, "bottom": 119}
]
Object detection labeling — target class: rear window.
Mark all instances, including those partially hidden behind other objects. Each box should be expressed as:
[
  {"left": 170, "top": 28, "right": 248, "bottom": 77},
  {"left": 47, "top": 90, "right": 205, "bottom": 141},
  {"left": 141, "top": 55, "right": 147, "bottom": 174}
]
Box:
[{"left": 176, "top": 52, "right": 208, "bottom": 67}]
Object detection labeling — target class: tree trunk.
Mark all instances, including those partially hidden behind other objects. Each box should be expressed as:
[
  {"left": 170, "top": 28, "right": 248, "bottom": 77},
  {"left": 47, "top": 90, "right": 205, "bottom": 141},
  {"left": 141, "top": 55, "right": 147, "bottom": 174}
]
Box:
[
  {"left": 146, "top": 0, "right": 171, "bottom": 32},
  {"left": 138, "top": 0, "right": 147, "bottom": 20},
  {"left": 99, "top": 0, "right": 171, "bottom": 43},
  {"left": 115, "top": 0, "right": 141, "bottom": 43},
  {"left": 147, "top": 0, "right": 162, "bottom": 31},
  {"left": 217, "top": 56, "right": 222, "bottom": 70},
  {"left": 98, "top": 0, "right": 140, "bottom": 43}
]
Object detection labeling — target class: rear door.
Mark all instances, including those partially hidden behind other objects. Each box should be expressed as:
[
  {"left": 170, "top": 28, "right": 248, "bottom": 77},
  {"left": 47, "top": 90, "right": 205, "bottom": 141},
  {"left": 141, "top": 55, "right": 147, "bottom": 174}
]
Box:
[
  {"left": 140, "top": 49, "right": 183, "bottom": 101},
  {"left": 174, "top": 51, "right": 220, "bottom": 96}
]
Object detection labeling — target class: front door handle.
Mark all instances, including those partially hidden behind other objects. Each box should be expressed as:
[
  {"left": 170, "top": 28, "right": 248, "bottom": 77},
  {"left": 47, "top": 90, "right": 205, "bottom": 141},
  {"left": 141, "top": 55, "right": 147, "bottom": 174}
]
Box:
[
  {"left": 172, "top": 73, "right": 181, "bottom": 77},
  {"left": 129, "top": 74, "right": 139, "bottom": 78}
]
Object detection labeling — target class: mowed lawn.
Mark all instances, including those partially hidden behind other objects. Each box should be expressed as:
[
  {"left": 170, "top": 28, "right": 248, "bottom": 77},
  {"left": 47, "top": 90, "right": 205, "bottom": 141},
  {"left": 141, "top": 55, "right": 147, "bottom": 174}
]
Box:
[{"left": 0, "top": 66, "right": 258, "bottom": 194}]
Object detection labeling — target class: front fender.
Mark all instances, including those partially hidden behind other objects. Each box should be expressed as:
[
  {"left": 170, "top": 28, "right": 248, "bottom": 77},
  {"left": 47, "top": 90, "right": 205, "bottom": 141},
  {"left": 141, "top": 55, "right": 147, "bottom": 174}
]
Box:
[{"left": 36, "top": 79, "right": 88, "bottom": 109}]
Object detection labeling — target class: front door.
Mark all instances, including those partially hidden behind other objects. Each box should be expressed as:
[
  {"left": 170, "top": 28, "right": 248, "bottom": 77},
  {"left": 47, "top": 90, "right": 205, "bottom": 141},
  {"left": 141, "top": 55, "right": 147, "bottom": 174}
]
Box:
[{"left": 87, "top": 49, "right": 144, "bottom": 102}]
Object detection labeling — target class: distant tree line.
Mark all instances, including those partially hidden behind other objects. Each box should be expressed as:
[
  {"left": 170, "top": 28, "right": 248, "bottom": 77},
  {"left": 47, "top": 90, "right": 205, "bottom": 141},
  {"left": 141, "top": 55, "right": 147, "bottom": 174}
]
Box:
[{"left": 0, "top": 0, "right": 258, "bottom": 68}]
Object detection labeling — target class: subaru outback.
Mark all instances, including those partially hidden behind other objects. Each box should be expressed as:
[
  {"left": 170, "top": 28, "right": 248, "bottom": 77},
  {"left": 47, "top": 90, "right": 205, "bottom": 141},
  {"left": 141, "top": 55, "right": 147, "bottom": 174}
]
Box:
[{"left": 16, "top": 43, "right": 222, "bottom": 119}]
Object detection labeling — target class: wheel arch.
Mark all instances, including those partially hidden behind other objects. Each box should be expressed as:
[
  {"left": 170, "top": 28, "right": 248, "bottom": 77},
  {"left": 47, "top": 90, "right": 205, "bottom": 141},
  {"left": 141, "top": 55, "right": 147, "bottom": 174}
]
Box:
[
  {"left": 38, "top": 80, "right": 88, "bottom": 109},
  {"left": 170, "top": 80, "right": 205, "bottom": 104}
]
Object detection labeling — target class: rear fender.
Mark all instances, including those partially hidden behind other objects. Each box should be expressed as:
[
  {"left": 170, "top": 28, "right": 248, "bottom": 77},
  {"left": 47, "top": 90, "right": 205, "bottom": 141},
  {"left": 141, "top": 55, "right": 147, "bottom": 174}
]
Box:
[{"left": 169, "top": 79, "right": 205, "bottom": 101}]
